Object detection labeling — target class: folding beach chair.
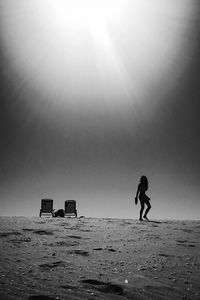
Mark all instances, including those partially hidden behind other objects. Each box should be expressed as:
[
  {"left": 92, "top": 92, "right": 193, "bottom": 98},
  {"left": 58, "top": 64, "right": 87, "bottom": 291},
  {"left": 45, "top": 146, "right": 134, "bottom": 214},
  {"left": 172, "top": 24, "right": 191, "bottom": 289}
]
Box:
[
  {"left": 65, "top": 200, "right": 77, "bottom": 217},
  {"left": 39, "top": 199, "right": 54, "bottom": 217}
]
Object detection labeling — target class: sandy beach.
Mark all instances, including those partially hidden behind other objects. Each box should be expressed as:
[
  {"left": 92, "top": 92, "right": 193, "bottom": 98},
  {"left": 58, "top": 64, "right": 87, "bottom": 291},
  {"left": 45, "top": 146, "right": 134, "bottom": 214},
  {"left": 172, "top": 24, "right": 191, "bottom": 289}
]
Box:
[{"left": 0, "top": 216, "right": 200, "bottom": 299}]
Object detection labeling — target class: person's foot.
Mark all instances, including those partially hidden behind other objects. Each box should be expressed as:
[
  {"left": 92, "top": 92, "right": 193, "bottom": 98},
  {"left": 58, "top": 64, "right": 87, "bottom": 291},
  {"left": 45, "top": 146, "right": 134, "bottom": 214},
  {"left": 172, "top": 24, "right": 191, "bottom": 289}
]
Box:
[
  {"left": 139, "top": 218, "right": 143, "bottom": 221},
  {"left": 143, "top": 216, "right": 149, "bottom": 221}
]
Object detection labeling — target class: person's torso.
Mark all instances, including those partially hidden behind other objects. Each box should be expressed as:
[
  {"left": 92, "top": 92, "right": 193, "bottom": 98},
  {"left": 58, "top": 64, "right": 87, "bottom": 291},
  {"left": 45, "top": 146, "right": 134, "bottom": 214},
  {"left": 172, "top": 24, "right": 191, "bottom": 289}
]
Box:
[{"left": 139, "top": 183, "right": 147, "bottom": 197}]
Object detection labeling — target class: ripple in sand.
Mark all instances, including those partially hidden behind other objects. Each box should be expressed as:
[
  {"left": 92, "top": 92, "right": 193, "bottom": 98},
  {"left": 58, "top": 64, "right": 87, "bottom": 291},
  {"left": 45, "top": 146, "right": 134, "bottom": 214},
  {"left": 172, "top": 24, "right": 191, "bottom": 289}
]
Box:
[{"left": 0, "top": 231, "right": 22, "bottom": 237}]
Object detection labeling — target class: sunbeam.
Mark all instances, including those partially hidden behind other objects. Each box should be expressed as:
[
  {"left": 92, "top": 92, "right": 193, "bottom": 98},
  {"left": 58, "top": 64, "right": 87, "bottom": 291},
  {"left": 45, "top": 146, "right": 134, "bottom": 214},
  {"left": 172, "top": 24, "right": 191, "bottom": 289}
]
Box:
[{"left": 0, "top": 0, "right": 196, "bottom": 114}]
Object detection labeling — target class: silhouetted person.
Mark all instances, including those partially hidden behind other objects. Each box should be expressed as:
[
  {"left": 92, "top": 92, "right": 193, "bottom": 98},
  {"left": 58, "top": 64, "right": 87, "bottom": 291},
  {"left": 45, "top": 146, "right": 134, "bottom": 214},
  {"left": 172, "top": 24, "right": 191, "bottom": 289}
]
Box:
[{"left": 135, "top": 175, "right": 151, "bottom": 221}]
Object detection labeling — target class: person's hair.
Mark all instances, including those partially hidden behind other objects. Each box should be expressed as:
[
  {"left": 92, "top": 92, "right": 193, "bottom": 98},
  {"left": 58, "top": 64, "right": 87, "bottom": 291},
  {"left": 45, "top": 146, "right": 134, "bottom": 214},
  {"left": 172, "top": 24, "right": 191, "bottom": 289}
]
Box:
[{"left": 140, "top": 175, "right": 148, "bottom": 190}]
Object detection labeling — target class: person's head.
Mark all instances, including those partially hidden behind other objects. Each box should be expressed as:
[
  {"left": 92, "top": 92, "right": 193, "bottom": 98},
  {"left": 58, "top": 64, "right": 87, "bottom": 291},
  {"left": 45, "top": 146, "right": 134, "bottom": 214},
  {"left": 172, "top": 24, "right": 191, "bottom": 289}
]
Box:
[{"left": 140, "top": 175, "right": 148, "bottom": 190}]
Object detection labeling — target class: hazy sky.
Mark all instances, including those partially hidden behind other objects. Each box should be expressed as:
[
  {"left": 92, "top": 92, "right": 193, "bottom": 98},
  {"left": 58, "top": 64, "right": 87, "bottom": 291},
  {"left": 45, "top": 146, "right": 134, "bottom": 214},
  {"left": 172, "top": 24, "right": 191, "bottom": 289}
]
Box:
[{"left": 0, "top": 0, "right": 200, "bottom": 219}]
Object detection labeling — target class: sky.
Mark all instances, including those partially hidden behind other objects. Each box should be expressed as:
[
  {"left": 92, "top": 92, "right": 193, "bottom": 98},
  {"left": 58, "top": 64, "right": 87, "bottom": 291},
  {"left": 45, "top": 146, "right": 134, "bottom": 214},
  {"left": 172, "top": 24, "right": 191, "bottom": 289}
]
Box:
[{"left": 0, "top": 0, "right": 200, "bottom": 219}]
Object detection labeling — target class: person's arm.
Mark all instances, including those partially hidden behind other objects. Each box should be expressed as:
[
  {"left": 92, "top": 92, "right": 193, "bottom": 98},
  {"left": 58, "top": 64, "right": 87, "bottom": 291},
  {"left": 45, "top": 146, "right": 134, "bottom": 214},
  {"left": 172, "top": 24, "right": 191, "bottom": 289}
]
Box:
[
  {"left": 135, "top": 184, "right": 140, "bottom": 204},
  {"left": 136, "top": 184, "right": 140, "bottom": 198}
]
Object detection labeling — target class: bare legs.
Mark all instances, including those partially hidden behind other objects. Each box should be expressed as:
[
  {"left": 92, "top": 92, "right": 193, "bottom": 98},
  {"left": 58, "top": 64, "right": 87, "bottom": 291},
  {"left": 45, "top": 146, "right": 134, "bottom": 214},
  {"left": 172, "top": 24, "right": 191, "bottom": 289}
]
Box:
[
  {"left": 139, "top": 200, "right": 151, "bottom": 220},
  {"left": 139, "top": 201, "right": 145, "bottom": 220}
]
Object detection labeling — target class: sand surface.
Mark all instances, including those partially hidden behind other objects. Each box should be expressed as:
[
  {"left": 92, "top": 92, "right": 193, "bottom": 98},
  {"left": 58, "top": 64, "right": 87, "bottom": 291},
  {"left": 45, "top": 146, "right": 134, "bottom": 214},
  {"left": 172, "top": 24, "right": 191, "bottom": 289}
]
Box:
[{"left": 0, "top": 217, "right": 200, "bottom": 300}]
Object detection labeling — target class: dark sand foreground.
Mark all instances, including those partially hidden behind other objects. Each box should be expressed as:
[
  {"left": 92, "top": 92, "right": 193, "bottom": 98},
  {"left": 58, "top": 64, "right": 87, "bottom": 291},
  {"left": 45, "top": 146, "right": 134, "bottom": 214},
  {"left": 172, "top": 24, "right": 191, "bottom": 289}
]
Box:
[{"left": 0, "top": 217, "right": 200, "bottom": 299}]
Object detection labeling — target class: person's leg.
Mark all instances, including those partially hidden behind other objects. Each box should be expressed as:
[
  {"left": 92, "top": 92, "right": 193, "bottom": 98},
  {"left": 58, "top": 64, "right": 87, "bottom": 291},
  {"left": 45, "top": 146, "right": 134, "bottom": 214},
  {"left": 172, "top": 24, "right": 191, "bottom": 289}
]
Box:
[
  {"left": 139, "top": 201, "right": 145, "bottom": 220},
  {"left": 143, "top": 200, "right": 151, "bottom": 219}
]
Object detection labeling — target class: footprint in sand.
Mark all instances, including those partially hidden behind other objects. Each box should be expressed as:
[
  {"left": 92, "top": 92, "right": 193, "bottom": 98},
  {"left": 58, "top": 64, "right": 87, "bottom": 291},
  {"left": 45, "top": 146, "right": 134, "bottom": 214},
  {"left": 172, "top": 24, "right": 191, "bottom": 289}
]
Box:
[
  {"left": 177, "top": 240, "right": 196, "bottom": 247},
  {"left": 107, "top": 248, "right": 117, "bottom": 252},
  {"left": 93, "top": 247, "right": 103, "bottom": 251},
  {"left": 79, "top": 229, "right": 92, "bottom": 232},
  {"left": 54, "top": 240, "right": 79, "bottom": 247},
  {"left": 29, "top": 296, "right": 58, "bottom": 300},
  {"left": 68, "top": 235, "right": 82, "bottom": 239},
  {"left": 0, "top": 231, "right": 22, "bottom": 237},
  {"left": 180, "top": 229, "right": 192, "bottom": 233},
  {"left": 158, "top": 253, "right": 174, "bottom": 258},
  {"left": 60, "top": 284, "right": 77, "bottom": 290},
  {"left": 177, "top": 240, "right": 187, "bottom": 243},
  {"left": 9, "top": 237, "right": 31, "bottom": 244},
  {"left": 176, "top": 240, "right": 188, "bottom": 246},
  {"left": 80, "top": 279, "right": 124, "bottom": 295},
  {"left": 33, "top": 230, "right": 54, "bottom": 235},
  {"left": 93, "top": 247, "right": 119, "bottom": 252},
  {"left": 35, "top": 221, "right": 46, "bottom": 224},
  {"left": 39, "top": 261, "right": 67, "bottom": 270},
  {"left": 67, "top": 249, "right": 89, "bottom": 256}
]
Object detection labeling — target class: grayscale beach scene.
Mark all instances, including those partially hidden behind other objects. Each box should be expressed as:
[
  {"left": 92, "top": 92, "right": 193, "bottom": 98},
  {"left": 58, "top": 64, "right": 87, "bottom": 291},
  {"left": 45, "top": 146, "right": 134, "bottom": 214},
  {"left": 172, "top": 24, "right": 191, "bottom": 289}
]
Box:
[{"left": 0, "top": 1, "right": 200, "bottom": 299}]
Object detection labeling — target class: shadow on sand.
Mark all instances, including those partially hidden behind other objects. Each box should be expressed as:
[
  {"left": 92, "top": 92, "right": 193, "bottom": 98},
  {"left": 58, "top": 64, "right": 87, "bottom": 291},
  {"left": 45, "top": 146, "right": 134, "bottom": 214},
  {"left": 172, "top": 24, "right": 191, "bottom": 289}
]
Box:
[{"left": 147, "top": 220, "right": 162, "bottom": 224}]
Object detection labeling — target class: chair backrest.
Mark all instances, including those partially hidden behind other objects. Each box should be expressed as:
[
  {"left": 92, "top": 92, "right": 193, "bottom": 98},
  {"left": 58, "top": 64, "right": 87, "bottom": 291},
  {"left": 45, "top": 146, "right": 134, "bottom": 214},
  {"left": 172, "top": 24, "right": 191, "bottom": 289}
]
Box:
[
  {"left": 41, "top": 199, "right": 53, "bottom": 213},
  {"left": 65, "top": 200, "right": 76, "bottom": 214}
]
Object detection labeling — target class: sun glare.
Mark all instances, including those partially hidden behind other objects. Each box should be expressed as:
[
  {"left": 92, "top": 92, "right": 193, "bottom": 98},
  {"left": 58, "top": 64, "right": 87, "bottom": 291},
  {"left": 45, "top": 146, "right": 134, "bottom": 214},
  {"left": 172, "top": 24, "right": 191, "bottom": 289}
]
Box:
[
  {"left": 0, "top": 0, "right": 196, "bottom": 113},
  {"left": 54, "top": 0, "right": 124, "bottom": 28}
]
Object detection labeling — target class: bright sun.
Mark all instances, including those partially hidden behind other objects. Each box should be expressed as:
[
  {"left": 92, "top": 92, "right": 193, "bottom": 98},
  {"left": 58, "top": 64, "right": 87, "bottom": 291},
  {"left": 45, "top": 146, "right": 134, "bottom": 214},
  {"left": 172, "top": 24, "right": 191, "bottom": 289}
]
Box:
[
  {"left": 0, "top": 0, "right": 196, "bottom": 111},
  {"left": 53, "top": 0, "right": 124, "bottom": 27}
]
